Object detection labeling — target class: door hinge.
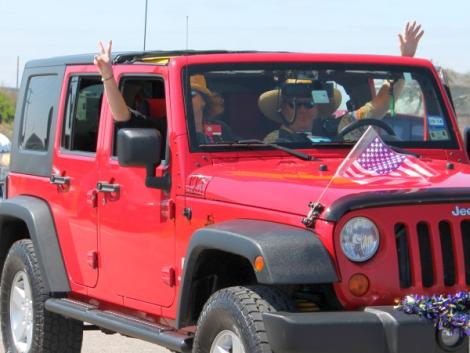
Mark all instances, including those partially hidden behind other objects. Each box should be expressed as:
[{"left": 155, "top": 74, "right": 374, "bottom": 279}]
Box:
[
  {"left": 86, "top": 189, "right": 98, "bottom": 208},
  {"left": 302, "top": 202, "right": 324, "bottom": 228},
  {"left": 183, "top": 207, "right": 192, "bottom": 221},
  {"left": 161, "top": 199, "right": 176, "bottom": 221},
  {"left": 87, "top": 251, "right": 98, "bottom": 269},
  {"left": 161, "top": 266, "right": 176, "bottom": 287}
]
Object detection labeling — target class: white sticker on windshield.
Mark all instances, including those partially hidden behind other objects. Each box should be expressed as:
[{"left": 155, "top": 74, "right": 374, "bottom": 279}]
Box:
[
  {"left": 311, "top": 90, "right": 330, "bottom": 104},
  {"left": 427, "top": 116, "right": 449, "bottom": 141},
  {"left": 403, "top": 72, "right": 413, "bottom": 81},
  {"left": 429, "top": 129, "right": 449, "bottom": 141}
]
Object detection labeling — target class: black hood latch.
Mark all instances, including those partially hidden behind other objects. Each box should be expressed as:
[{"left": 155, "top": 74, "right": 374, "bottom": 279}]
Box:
[{"left": 302, "top": 202, "right": 325, "bottom": 228}]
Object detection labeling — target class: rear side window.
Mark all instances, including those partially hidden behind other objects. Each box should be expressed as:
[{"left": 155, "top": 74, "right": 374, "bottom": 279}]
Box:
[
  {"left": 61, "top": 76, "right": 103, "bottom": 153},
  {"left": 20, "top": 75, "right": 57, "bottom": 151}
]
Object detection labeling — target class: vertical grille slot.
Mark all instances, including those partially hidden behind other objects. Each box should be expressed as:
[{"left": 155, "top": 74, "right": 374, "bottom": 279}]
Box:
[
  {"left": 439, "top": 221, "right": 455, "bottom": 286},
  {"left": 461, "top": 221, "right": 470, "bottom": 285},
  {"left": 395, "top": 223, "right": 411, "bottom": 288},
  {"left": 417, "top": 222, "right": 434, "bottom": 287}
]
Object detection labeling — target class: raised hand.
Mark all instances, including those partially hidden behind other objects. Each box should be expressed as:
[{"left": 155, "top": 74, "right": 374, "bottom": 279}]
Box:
[
  {"left": 93, "top": 41, "right": 113, "bottom": 78},
  {"left": 93, "top": 40, "right": 129, "bottom": 121},
  {"left": 399, "top": 21, "right": 424, "bottom": 58}
]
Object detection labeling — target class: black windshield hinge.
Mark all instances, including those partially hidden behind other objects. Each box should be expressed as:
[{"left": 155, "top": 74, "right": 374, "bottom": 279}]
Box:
[{"left": 302, "top": 202, "right": 325, "bottom": 228}]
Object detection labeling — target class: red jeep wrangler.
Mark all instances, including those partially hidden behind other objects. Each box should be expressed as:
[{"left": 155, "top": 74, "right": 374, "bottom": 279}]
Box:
[{"left": 0, "top": 51, "right": 469, "bottom": 353}]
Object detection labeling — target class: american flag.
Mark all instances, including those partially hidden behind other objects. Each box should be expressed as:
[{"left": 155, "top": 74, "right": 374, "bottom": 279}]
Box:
[{"left": 338, "top": 127, "right": 436, "bottom": 184}]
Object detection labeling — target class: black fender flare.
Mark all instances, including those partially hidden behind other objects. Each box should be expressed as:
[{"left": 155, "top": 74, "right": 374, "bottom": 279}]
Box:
[
  {"left": 0, "top": 196, "right": 69, "bottom": 293},
  {"left": 176, "top": 219, "right": 338, "bottom": 328}
]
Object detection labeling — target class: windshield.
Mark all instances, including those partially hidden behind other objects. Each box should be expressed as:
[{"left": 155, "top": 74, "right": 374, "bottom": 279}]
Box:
[{"left": 184, "top": 63, "right": 457, "bottom": 150}]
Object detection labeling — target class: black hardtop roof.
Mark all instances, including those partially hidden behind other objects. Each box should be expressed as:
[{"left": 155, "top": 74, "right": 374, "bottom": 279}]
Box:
[
  {"left": 25, "top": 50, "right": 434, "bottom": 71},
  {"left": 25, "top": 50, "right": 260, "bottom": 68}
]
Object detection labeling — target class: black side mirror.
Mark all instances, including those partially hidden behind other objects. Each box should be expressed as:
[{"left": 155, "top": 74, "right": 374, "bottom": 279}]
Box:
[
  {"left": 117, "top": 128, "right": 161, "bottom": 167},
  {"left": 465, "top": 127, "right": 470, "bottom": 161},
  {"left": 117, "top": 128, "right": 170, "bottom": 190}
]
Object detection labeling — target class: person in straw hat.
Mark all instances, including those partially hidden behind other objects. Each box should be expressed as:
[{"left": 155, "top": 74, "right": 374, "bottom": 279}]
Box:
[
  {"left": 261, "top": 21, "right": 424, "bottom": 144},
  {"left": 189, "top": 75, "right": 234, "bottom": 143}
]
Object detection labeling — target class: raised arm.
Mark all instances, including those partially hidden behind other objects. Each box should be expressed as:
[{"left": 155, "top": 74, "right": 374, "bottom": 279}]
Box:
[
  {"left": 355, "top": 21, "right": 425, "bottom": 119},
  {"left": 337, "top": 22, "right": 425, "bottom": 134},
  {"left": 94, "top": 41, "right": 130, "bottom": 122}
]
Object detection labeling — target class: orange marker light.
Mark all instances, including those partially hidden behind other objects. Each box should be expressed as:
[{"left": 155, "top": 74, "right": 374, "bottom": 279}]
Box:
[
  {"left": 348, "top": 273, "right": 369, "bottom": 297},
  {"left": 254, "top": 256, "right": 265, "bottom": 272}
]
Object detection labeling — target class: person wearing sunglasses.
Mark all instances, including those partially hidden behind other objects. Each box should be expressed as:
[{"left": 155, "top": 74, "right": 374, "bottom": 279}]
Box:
[
  {"left": 262, "top": 80, "right": 327, "bottom": 143},
  {"left": 262, "top": 21, "right": 424, "bottom": 144}
]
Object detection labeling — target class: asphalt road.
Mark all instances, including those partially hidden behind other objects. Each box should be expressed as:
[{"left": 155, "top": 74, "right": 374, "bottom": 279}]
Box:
[
  {"left": 2, "top": 325, "right": 469, "bottom": 353},
  {"left": 0, "top": 330, "right": 171, "bottom": 353}
]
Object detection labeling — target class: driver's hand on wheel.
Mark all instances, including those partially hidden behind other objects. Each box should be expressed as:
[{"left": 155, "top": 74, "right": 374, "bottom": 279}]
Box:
[{"left": 336, "top": 113, "right": 365, "bottom": 141}]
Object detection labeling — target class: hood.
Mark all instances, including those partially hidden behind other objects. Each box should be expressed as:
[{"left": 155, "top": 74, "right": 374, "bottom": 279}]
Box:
[{"left": 185, "top": 157, "right": 470, "bottom": 217}]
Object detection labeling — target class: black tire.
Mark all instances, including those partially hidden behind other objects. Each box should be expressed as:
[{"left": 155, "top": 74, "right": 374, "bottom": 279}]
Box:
[
  {"left": 0, "top": 239, "right": 83, "bottom": 353},
  {"left": 193, "top": 285, "right": 293, "bottom": 353}
]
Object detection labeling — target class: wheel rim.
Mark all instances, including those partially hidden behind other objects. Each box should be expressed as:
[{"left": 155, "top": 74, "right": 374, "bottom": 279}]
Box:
[
  {"left": 9, "top": 271, "right": 33, "bottom": 353},
  {"left": 210, "top": 329, "right": 245, "bottom": 353}
]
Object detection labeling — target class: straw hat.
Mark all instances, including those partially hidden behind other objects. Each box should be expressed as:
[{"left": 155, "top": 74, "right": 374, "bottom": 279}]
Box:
[
  {"left": 190, "top": 74, "right": 213, "bottom": 97},
  {"left": 258, "top": 83, "right": 342, "bottom": 123}
]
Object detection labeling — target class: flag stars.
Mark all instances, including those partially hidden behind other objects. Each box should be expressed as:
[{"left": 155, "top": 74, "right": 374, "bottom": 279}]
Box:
[
  {"left": 342, "top": 128, "right": 436, "bottom": 182},
  {"left": 357, "top": 138, "right": 407, "bottom": 175}
]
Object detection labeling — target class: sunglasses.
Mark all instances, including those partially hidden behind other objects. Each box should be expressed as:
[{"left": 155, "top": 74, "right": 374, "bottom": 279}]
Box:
[{"left": 286, "top": 100, "right": 315, "bottom": 109}]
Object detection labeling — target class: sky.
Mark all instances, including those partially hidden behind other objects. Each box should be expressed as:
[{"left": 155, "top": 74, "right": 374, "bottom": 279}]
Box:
[{"left": 0, "top": 0, "right": 469, "bottom": 88}]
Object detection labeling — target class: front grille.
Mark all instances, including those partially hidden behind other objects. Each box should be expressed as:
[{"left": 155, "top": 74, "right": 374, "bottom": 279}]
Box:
[
  {"left": 439, "top": 221, "right": 456, "bottom": 286},
  {"left": 461, "top": 221, "right": 470, "bottom": 284},
  {"left": 395, "top": 223, "right": 411, "bottom": 288},
  {"left": 417, "top": 222, "right": 434, "bottom": 287},
  {"left": 395, "top": 218, "right": 470, "bottom": 289}
]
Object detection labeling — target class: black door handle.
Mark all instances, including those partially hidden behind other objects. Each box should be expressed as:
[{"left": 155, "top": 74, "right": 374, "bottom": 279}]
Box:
[
  {"left": 96, "top": 182, "right": 120, "bottom": 193},
  {"left": 50, "top": 175, "right": 70, "bottom": 186}
]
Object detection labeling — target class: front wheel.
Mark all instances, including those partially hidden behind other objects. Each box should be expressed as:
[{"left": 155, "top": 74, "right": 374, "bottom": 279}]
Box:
[
  {"left": 1, "top": 239, "right": 83, "bottom": 353},
  {"left": 193, "top": 286, "right": 293, "bottom": 353}
]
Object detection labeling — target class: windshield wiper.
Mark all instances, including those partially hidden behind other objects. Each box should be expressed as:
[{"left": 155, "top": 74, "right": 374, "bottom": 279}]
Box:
[{"left": 200, "top": 139, "right": 317, "bottom": 161}]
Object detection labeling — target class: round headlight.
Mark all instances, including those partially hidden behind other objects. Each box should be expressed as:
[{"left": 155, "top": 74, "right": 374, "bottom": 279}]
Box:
[{"left": 340, "top": 217, "right": 380, "bottom": 262}]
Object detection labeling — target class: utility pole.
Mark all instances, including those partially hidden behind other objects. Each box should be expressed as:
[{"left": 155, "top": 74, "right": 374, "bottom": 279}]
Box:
[{"left": 143, "top": 0, "right": 148, "bottom": 51}]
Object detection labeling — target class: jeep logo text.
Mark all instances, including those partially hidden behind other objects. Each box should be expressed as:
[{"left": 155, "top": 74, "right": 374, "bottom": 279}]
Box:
[{"left": 452, "top": 206, "right": 470, "bottom": 216}]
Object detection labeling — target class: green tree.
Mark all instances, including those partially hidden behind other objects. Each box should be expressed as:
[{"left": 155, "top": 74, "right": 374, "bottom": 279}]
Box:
[{"left": 0, "top": 90, "right": 15, "bottom": 123}]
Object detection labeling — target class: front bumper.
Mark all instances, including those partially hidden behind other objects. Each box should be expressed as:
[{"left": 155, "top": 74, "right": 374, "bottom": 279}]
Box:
[{"left": 263, "top": 306, "right": 468, "bottom": 353}]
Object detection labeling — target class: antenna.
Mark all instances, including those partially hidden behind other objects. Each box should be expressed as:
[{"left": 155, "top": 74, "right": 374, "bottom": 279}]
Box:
[
  {"left": 16, "top": 56, "right": 19, "bottom": 90},
  {"left": 186, "top": 16, "right": 189, "bottom": 50},
  {"left": 143, "top": 0, "right": 149, "bottom": 51}
]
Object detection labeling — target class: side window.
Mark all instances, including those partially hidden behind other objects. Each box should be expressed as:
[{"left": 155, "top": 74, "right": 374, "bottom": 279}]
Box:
[
  {"left": 20, "top": 75, "right": 57, "bottom": 151},
  {"left": 112, "top": 77, "right": 167, "bottom": 157},
  {"left": 61, "top": 76, "right": 104, "bottom": 153}
]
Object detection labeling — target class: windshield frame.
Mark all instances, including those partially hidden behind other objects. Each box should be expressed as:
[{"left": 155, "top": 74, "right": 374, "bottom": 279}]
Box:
[{"left": 182, "top": 62, "right": 459, "bottom": 153}]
